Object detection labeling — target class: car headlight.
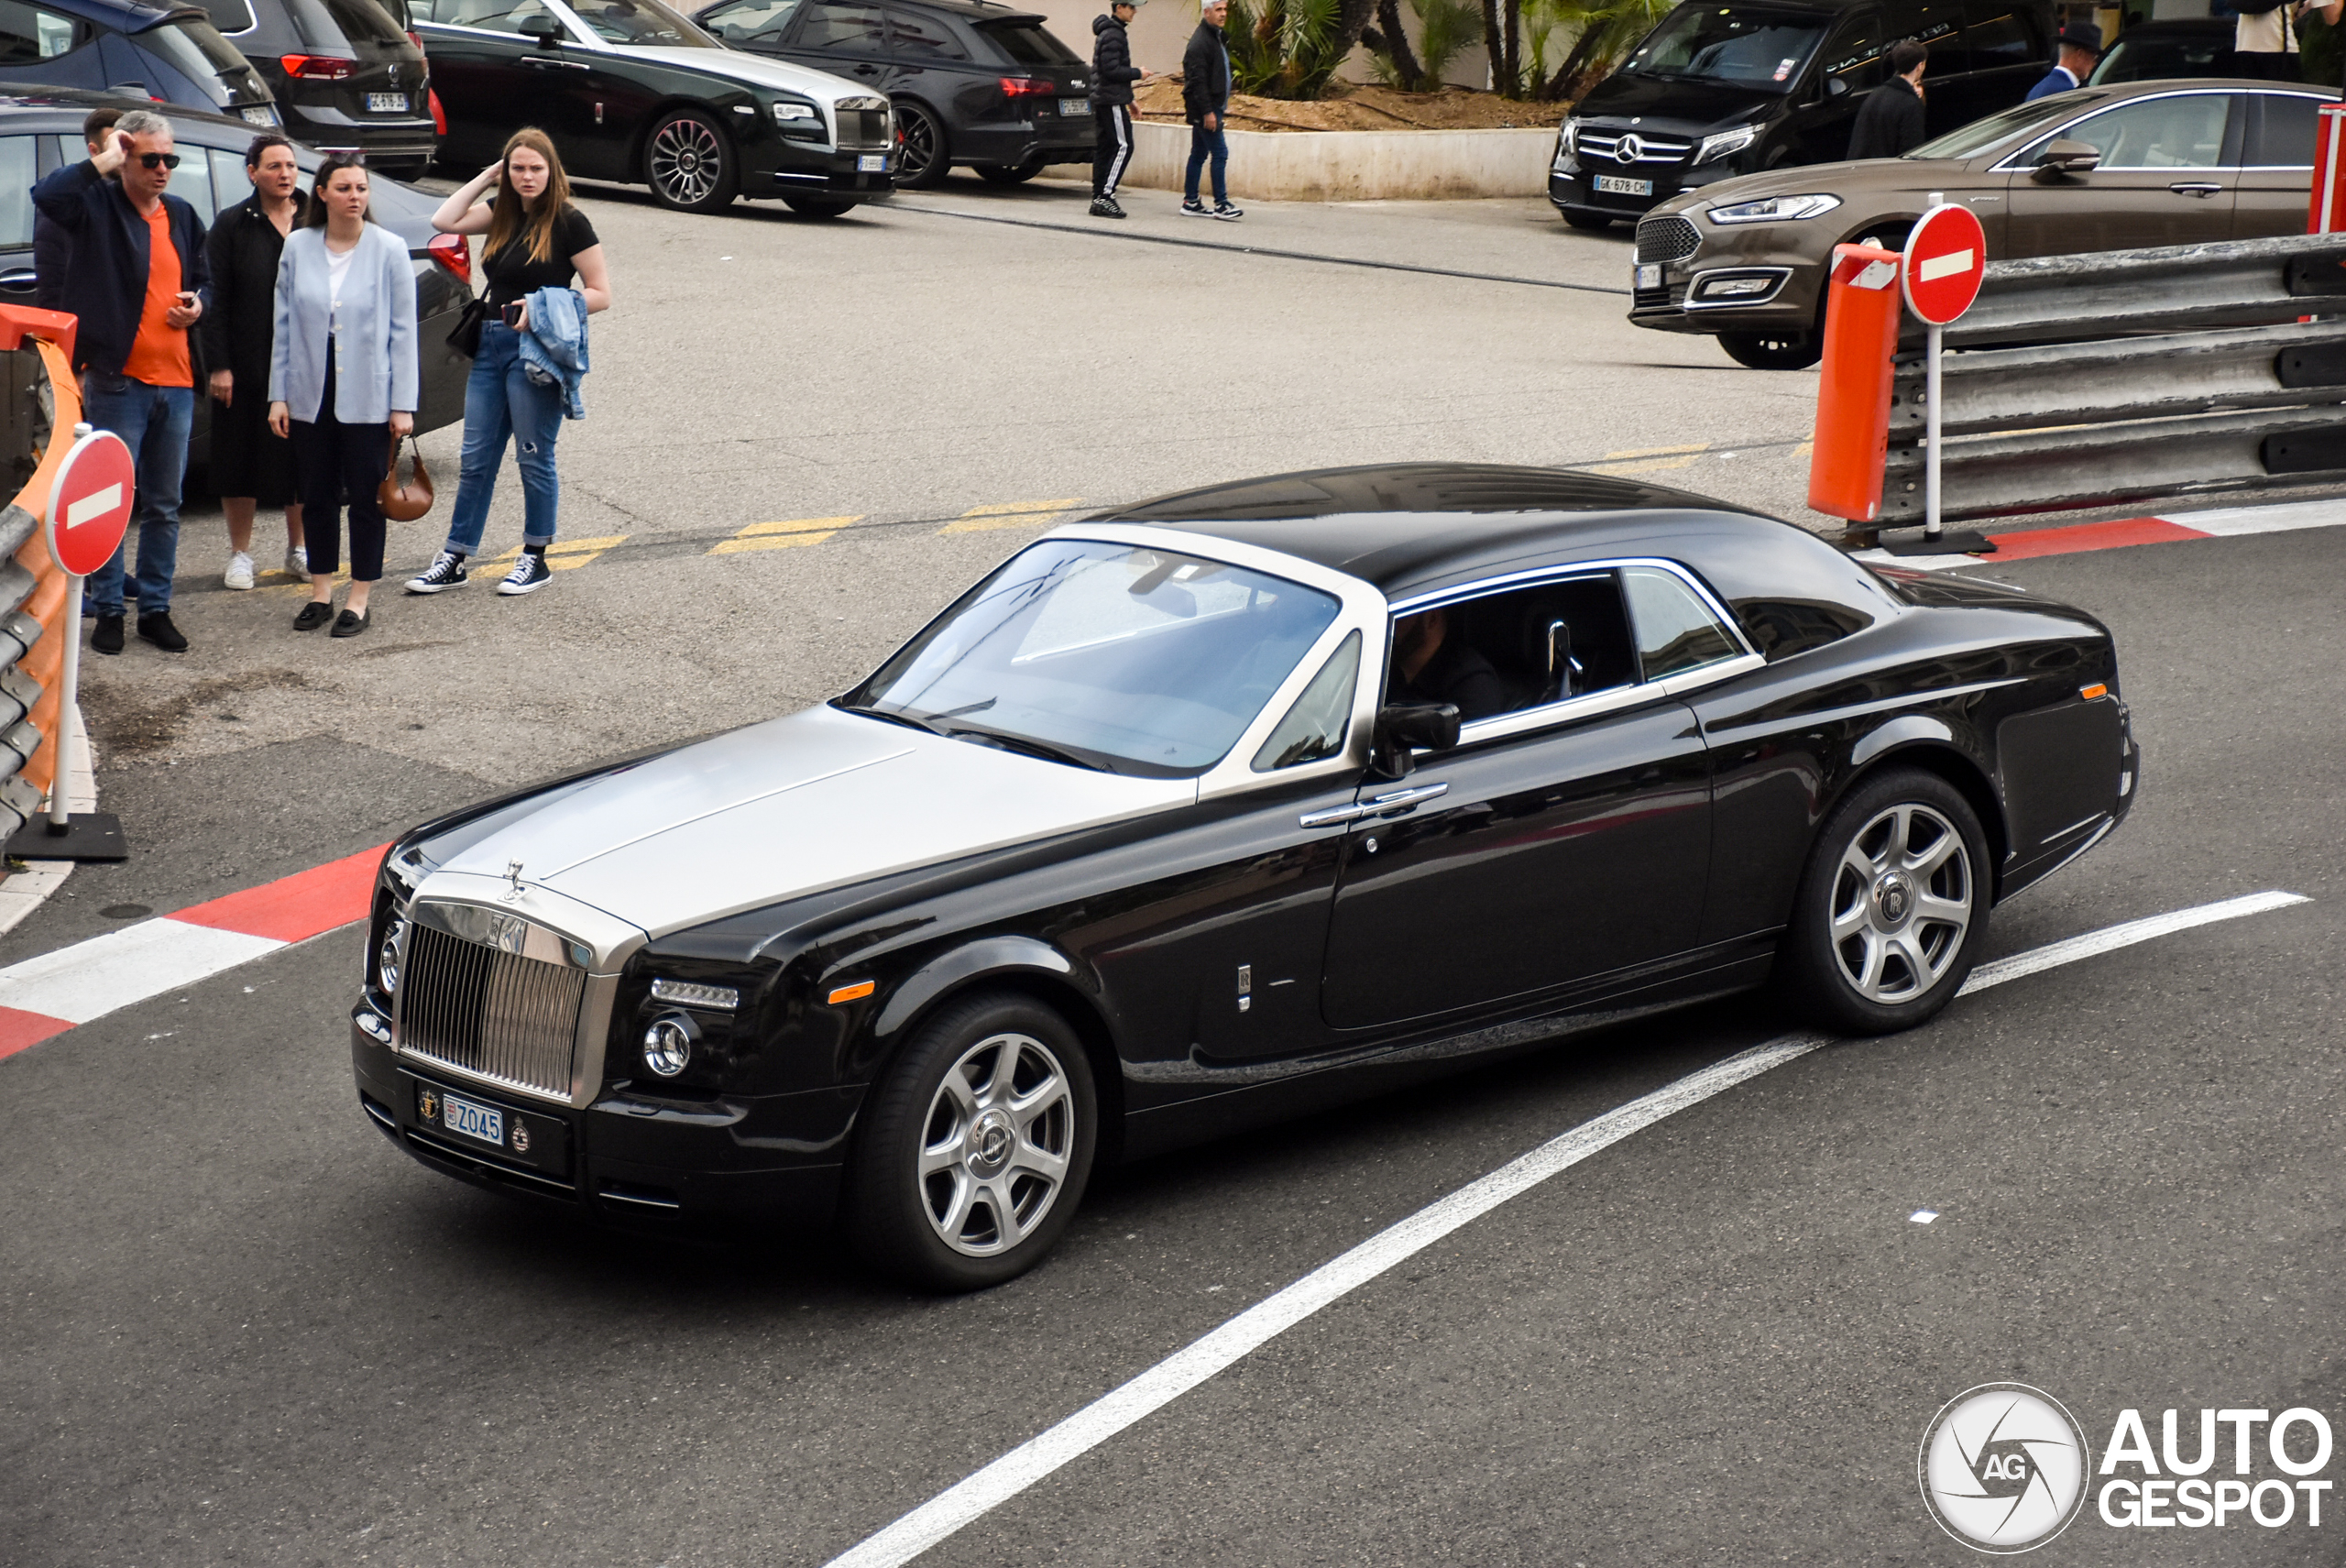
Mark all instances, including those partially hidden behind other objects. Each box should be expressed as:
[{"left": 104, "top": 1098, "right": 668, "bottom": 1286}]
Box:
[
  {"left": 642, "top": 1013, "right": 697, "bottom": 1078},
  {"left": 377, "top": 916, "right": 408, "bottom": 996},
  {"left": 773, "top": 100, "right": 817, "bottom": 124},
  {"left": 1559, "top": 115, "right": 1582, "bottom": 158},
  {"left": 1705, "top": 192, "right": 1842, "bottom": 225},
  {"left": 1694, "top": 126, "right": 1760, "bottom": 167}
]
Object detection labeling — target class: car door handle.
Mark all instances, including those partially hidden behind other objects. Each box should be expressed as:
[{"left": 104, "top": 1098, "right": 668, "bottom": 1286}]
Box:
[
  {"left": 2169, "top": 181, "right": 2222, "bottom": 197},
  {"left": 0, "top": 269, "right": 35, "bottom": 293},
  {"left": 520, "top": 55, "right": 588, "bottom": 70},
  {"left": 1299, "top": 782, "right": 1449, "bottom": 828}
]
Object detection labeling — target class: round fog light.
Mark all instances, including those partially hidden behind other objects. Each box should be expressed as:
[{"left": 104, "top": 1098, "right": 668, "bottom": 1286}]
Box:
[{"left": 642, "top": 1014, "right": 696, "bottom": 1078}]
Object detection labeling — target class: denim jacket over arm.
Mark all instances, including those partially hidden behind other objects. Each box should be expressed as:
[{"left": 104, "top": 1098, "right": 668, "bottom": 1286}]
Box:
[
  {"left": 520, "top": 285, "right": 589, "bottom": 420},
  {"left": 267, "top": 224, "right": 420, "bottom": 424}
]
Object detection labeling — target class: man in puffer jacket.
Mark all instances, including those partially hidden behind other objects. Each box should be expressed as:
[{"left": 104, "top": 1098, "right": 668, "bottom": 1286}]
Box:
[
  {"left": 1090, "top": 0, "right": 1153, "bottom": 218},
  {"left": 1180, "top": 0, "right": 1240, "bottom": 219}
]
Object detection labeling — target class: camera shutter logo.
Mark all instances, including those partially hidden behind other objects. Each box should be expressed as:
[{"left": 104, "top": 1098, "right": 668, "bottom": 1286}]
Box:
[{"left": 1919, "top": 1384, "right": 2092, "bottom": 1553}]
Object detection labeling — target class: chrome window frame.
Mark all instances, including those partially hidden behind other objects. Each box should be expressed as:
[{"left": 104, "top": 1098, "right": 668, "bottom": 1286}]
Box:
[
  {"left": 1991, "top": 86, "right": 2244, "bottom": 174},
  {"left": 2238, "top": 87, "right": 2340, "bottom": 170}
]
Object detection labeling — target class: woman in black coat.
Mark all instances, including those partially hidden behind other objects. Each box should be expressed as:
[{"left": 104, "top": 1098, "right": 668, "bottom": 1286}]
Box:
[{"left": 200, "top": 135, "right": 306, "bottom": 592}]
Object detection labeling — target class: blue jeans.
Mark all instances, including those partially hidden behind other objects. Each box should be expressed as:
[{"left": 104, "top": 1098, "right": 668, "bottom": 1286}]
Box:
[
  {"left": 81, "top": 375, "right": 194, "bottom": 619},
  {"left": 445, "top": 321, "right": 565, "bottom": 555},
  {"left": 1185, "top": 122, "right": 1229, "bottom": 204}
]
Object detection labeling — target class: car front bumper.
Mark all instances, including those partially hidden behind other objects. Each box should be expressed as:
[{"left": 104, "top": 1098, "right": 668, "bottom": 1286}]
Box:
[
  {"left": 750, "top": 139, "right": 899, "bottom": 201},
  {"left": 1624, "top": 206, "right": 1834, "bottom": 339}
]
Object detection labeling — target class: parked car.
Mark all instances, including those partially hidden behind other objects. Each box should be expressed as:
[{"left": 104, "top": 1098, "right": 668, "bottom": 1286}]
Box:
[
  {"left": 1628, "top": 78, "right": 2340, "bottom": 367},
  {"left": 1551, "top": 0, "right": 2056, "bottom": 231},
  {"left": 689, "top": 0, "right": 1090, "bottom": 189},
  {"left": 0, "top": 0, "right": 279, "bottom": 124},
  {"left": 189, "top": 0, "right": 435, "bottom": 179},
  {"left": 0, "top": 89, "right": 472, "bottom": 461},
  {"left": 350, "top": 461, "right": 2138, "bottom": 1289},
  {"left": 412, "top": 0, "right": 893, "bottom": 214},
  {"left": 2086, "top": 17, "right": 2237, "bottom": 85}
]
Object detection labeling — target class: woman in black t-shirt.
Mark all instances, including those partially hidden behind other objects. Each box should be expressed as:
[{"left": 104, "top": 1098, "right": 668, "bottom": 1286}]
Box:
[{"left": 408, "top": 127, "right": 613, "bottom": 597}]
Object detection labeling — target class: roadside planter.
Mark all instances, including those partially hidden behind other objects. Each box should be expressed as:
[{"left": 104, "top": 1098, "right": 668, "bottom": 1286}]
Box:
[{"left": 1123, "top": 120, "right": 1558, "bottom": 203}]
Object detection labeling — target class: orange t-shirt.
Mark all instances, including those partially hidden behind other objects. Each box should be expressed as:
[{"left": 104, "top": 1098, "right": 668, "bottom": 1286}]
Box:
[{"left": 120, "top": 203, "right": 192, "bottom": 389}]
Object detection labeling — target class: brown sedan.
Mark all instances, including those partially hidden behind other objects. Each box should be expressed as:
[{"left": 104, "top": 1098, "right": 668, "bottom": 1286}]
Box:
[{"left": 1628, "top": 78, "right": 2339, "bottom": 369}]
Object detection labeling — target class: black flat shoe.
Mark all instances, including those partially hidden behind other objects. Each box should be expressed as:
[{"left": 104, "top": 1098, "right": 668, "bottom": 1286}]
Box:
[
  {"left": 293, "top": 601, "right": 334, "bottom": 631},
  {"left": 330, "top": 608, "right": 369, "bottom": 639}
]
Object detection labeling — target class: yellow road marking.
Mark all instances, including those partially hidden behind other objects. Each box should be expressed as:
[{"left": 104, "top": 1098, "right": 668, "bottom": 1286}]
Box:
[
  {"left": 1585, "top": 442, "right": 1709, "bottom": 477},
  {"left": 709, "top": 515, "right": 862, "bottom": 554},
  {"left": 473, "top": 535, "right": 630, "bottom": 576},
  {"left": 938, "top": 499, "right": 1082, "bottom": 534}
]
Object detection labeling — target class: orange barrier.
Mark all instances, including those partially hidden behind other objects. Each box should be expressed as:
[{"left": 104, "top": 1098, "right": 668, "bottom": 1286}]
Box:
[
  {"left": 1805, "top": 243, "right": 1903, "bottom": 527},
  {"left": 0, "top": 308, "right": 85, "bottom": 806}
]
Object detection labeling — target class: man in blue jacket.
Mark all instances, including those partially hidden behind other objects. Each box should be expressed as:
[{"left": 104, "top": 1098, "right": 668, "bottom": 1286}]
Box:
[
  {"left": 2024, "top": 25, "right": 2102, "bottom": 100},
  {"left": 31, "top": 108, "right": 212, "bottom": 656},
  {"left": 1090, "top": 0, "right": 1155, "bottom": 219},
  {"left": 1181, "top": 0, "right": 1242, "bottom": 220}
]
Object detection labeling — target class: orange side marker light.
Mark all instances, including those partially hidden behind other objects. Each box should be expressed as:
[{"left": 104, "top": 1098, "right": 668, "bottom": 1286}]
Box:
[
  {"left": 2080, "top": 684, "right": 2109, "bottom": 700},
  {"left": 828, "top": 981, "right": 876, "bottom": 1005}
]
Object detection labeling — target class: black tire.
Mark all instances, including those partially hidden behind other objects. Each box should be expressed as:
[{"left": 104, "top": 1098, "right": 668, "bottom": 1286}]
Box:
[
  {"left": 974, "top": 157, "right": 1047, "bottom": 185},
  {"left": 783, "top": 196, "right": 859, "bottom": 217},
  {"left": 644, "top": 109, "right": 739, "bottom": 213},
  {"left": 1562, "top": 211, "right": 1612, "bottom": 231},
  {"left": 893, "top": 99, "right": 949, "bottom": 189},
  {"left": 1718, "top": 328, "right": 1824, "bottom": 371},
  {"left": 844, "top": 990, "right": 1098, "bottom": 1290},
  {"left": 1778, "top": 766, "right": 1992, "bottom": 1035}
]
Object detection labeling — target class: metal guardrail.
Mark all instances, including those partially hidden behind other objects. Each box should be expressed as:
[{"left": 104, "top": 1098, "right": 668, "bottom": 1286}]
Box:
[
  {"left": 1874, "top": 234, "right": 2346, "bottom": 526},
  {"left": 0, "top": 313, "right": 83, "bottom": 846}
]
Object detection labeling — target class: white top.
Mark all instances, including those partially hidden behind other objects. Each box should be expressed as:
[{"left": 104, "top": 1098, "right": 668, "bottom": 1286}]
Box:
[{"left": 324, "top": 238, "right": 357, "bottom": 327}]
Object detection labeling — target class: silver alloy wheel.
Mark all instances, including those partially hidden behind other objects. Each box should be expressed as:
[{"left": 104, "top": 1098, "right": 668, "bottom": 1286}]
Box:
[
  {"left": 1827, "top": 802, "right": 1974, "bottom": 1003},
  {"left": 650, "top": 115, "right": 723, "bottom": 206},
  {"left": 918, "top": 1031, "right": 1075, "bottom": 1257}
]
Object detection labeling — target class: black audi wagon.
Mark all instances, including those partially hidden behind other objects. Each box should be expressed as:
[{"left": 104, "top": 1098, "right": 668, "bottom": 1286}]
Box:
[
  {"left": 0, "top": 0, "right": 279, "bottom": 124},
  {"left": 190, "top": 0, "right": 436, "bottom": 179}
]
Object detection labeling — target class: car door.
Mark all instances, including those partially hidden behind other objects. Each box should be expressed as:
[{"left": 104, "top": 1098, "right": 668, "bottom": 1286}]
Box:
[
  {"left": 413, "top": 0, "right": 575, "bottom": 167},
  {"left": 1792, "top": 7, "right": 1882, "bottom": 165},
  {"left": 2001, "top": 90, "right": 2241, "bottom": 258},
  {"left": 2235, "top": 88, "right": 2329, "bottom": 239},
  {"left": 1316, "top": 566, "right": 1732, "bottom": 1032},
  {"left": 779, "top": 0, "right": 893, "bottom": 93},
  {"left": 539, "top": 0, "right": 674, "bottom": 181},
  {"left": 0, "top": 133, "right": 37, "bottom": 303}
]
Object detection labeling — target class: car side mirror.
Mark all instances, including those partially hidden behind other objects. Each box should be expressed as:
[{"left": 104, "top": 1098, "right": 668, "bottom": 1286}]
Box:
[
  {"left": 1370, "top": 701, "right": 1461, "bottom": 779},
  {"left": 518, "top": 12, "right": 564, "bottom": 43},
  {"left": 1826, "top": 75, "right": 1848, "bottom": 98},
  {"left": 2031, "top": 138, "right": 2100, "bottom": 181}
]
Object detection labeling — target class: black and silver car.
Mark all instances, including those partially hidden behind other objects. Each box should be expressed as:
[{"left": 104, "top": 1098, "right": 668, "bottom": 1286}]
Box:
[
  {"left": 413, "top": 0, "right": 893, "bottom": 214},
  {"left": 191, "top": 0, "right": 435, "bottom": 179},
  {"left": 690, "top": 0, "right": 1090, "bottom": 188},
  {"left": 0, "top": 0, "right": 279, "bottom": 124},
  {"left": 350, "top": 462, "right": 2139, "bottom": 1290},
  {"left": 1551, "top": 0, "right": 2055, "bottom": 230}
]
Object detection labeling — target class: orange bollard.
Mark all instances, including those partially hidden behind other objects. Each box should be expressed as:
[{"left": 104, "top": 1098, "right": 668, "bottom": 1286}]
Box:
[
  {"left": 2312, "top": 104, "right": 2346, "bottom": 232},
  {"left": 1806, "top": 243, "right": 1904, "bottom": 525}
]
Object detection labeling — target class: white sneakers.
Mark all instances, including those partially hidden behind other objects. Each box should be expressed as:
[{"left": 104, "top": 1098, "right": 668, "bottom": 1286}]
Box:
[
  {"left": 286, "top": 546, "right": 308, "bottom": 578},
  {"left": 224, "top": 552, "right": 255, "bottom": 591}
]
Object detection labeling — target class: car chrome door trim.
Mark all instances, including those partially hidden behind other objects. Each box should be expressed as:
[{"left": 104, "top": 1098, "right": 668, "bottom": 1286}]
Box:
[{"left": 1299, "top": 781, "right": 1449, "bottom": 828}]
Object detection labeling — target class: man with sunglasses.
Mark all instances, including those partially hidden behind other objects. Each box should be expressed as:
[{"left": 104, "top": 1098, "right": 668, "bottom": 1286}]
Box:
[{"left": 32, "top": 108, "right": 213, "bottom": 656}]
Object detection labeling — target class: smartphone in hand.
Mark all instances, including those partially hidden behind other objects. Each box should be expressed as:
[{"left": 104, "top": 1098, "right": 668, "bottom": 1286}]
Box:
[{"left": 500, "top": 301, "right": 526, "bottom": 328}]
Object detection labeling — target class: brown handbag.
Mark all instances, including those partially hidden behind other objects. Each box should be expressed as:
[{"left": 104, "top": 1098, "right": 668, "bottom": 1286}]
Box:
[{"left": 378, "top": 435, "right": 434, "bottom": 522}]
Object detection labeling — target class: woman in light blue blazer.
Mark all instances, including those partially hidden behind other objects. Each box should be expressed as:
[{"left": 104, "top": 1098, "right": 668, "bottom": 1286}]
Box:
[{"left": 269, "top": 153, "right": 419, "bottom": 639}]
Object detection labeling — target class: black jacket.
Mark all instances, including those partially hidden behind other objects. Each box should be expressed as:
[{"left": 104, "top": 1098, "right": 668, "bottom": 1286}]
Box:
[
  {"left": 1846, "top": 75, "right": 1926, "bottom": 160},
  {"left": 28, "top": 159, "right": 213, "bottom": 378},
  {"left": 199, "top": 193, "right": 297, "bottom": 389},
  {"left": 32, "top": 212, "right": 70, "bottom": 313},
  {"left": 1091, "top": 13, "right": 1141, "bottom": 105},
  {"left": 1181, "top": 19, "right": 1230, "bottom": 124}
]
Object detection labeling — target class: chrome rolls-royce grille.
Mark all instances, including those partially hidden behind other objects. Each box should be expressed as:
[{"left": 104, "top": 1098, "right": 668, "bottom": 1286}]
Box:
[
  {"left": 835, "top": 96, "right": 892, "bottom": 150},
  {"left": 1636, "top": 214, "right": 1702, "bottom": 266},
  {"left": 397, "top": 922, "right": 585, "bottom": 1101}
]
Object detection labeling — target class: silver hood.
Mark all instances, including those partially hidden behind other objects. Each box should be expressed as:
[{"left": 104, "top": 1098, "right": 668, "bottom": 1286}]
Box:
[
  {"left": 618, "top": 43, "right": 875, "bottom": 106},
  {"left": 430, "top": 706, "right": 1197, "bottom": 941}
]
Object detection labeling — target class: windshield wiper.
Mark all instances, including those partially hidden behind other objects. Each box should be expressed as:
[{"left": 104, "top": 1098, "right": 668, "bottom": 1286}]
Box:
[
  {"left": 938, "top": 724, "right": 1114, "bottom": 773},
  {"left": 839, "top": 702, "right": 954, "bottom": 740}
]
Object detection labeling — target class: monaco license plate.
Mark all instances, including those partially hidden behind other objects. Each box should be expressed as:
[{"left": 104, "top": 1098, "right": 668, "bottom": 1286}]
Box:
[
  {"left": 1595, "top": 174, "right": 1651, "bottom": 197},
  {"left": 1058, "top": 97, "right": 1089, "bottom": 116},
  {"left": 858, "top": 153, "right": 886, "bottom": 171},
  {"left": 440, "top": 1091, "right": 505, "bottom": 1148},
  {"left": 1636, "top": 263, "right": 1662, "bottom": 290},
  {"left": 239, "top": 105, "right": 277, "bottom": 126},
  {"left": 367, "top": 92, "right": 407, "bottom": 113}
]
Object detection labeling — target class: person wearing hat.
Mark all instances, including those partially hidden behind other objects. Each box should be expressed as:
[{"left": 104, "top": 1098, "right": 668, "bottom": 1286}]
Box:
[
  {"left": 1090, "top": 0, "right": 1155, "bottom": 219},
  {"left": 2025, "top": 25, "right": 2102, "bottom": 99}
]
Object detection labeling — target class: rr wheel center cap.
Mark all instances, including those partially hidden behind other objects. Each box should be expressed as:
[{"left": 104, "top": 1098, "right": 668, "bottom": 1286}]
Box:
[
  {"left": 1874, "top": 874, "right": 1914, "bottom": 927},
  {"left": 968, "top": 1109, "right": 1014, "bottom": 1176}
]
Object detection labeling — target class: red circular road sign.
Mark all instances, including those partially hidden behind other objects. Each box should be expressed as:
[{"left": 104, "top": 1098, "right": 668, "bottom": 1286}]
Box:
[
  {"left": 46, "top": 428, "right": 136, "bottom": 578},
  {"left": 1902, "top": 203, "right": 1988, "bottom": 326}
]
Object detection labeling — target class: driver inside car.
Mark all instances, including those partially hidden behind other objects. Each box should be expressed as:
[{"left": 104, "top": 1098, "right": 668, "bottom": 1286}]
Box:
[{"left": 1388, "top": 606, "right": 1510, "bottom": 721}]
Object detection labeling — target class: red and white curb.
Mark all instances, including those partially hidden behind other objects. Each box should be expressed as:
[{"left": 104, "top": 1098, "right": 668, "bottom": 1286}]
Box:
[
  {"left": 0, "top": 843, "right": 382, "bottom": 1063},
  {"left": 1854, "top": 495, "right": 2346, "bottom": 570},
  {"left": 0, "top": 703, "right": 99, "bottom": 938}
]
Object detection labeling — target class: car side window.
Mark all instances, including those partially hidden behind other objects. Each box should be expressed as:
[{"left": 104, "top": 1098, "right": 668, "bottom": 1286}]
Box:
[
  {"left": 1960, "top": 4, "right": 2034, "bottom": 69},
  {"left": 440, "top": 0, "right": 556, "bottom": 35},
  {"left": 210, "top": 147, "right": 253, "bottom": 210},
  {"left": 701, "top": 0, "right": 802, "bottom": 44},
  {"left": 1253, "top": 630, "right": 1360, "bottom": 772},
  {"left": 885, "top": 6, "right": 967, "bottom": 58},
  {"left": 2024, "top": 93, "right": 2233, "bottom": 169},
  {"left": 2249, "top": 92, "right": 2321, "bottom": 168},
  {"left": 0, "top": 1, "right": 83, "bottom": 62},
  {"left": 194, "top": 0, "right": 257, "bottom": 34},
  {"left": 794, "top": 0, "right": 888, "bottom": 50},
  {"left": 0, "top": 137, "right": 34, "bottom": 247},
  {"left": 1622, "top": 566, "right": 1742, "bottom": 681},
  {"left": 1386, "top": 575, "right": 1639, "bottom": 726},
  {"left": 1820, "top": 14, "right": 1883, "bottom": 96},
  {"left": 171, "top": 148, "right": 217, "bottom": 225},
  {"left": 1909, "top": 1, "right": 1967, "bottom": 76}
]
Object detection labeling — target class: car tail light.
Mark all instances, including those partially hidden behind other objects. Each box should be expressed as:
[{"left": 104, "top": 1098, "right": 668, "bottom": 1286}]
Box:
[
  {"left": 998, "top": 76, "right": 1054, "bottom": 97},
  {"left": 280, "top": 53, "right": 358, "bottom": 79},
  {"left": 427, "top": 232, "right": 470, "bottom": 283},
  {"left": 429, "top": 87, "right": 446, "bottom": 134},
  {"left": 406, "top": 29, "right": 425, "bottom": 53}
]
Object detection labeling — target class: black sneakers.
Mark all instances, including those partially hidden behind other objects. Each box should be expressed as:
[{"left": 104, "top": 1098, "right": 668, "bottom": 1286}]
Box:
[
  {"left": 1180, "top": 198, "right": 1209, "bottom": 218},
  {"left": 92, "top": 615, "right": 124, "bottom": 655},
  {"left": 404, "top": 552, "right": 470, "bottom": 594},
  {"left": 1211, "top": 202, "right": 1244, "bottom": 221},
  {"left": 498, "top": 553, "right": 553, "bottom": 596},
  {"left": 1090, "top": 195, "right": 1126, "bottom": 219},
  {"left": 136, "top": 611, "right": 188, "bottom": 652}
]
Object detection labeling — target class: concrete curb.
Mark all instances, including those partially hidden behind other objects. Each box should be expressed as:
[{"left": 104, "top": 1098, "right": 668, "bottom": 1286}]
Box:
[
  {"left": 0, "top": 701, "right": 95, "bottom": 938},
  {"left": 1123, "top": 121, "right": 1556, "bottom": 202}
]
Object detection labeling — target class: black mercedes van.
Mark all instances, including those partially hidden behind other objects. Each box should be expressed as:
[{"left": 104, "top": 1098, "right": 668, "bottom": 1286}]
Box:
[{"left": 1550, "top": 0, "right": 2055, "bottom": 228}]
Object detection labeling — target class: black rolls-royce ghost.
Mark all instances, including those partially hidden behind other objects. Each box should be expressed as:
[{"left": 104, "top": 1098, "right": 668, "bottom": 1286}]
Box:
[{"left": 350, "top": 464, "right": 2139, "bottom": 1289}]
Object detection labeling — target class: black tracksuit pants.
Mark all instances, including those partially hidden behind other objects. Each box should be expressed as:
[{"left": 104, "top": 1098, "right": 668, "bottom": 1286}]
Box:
[
  {"left": 291, "top": 343, "right": 390, "bottom": 582},
  {"left": 1092, "top": 103, "right": 1133, "bottom": 199}
]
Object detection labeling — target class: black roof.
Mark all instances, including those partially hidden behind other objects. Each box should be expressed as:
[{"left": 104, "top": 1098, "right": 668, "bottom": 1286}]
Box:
[{"left": 1085, "top": 462, "right": 1798, "bottom": 598}]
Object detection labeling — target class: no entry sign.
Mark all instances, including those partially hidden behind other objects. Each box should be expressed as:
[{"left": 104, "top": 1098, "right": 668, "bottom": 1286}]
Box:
[
  {"left": 1902, "top": 203, "right": 1988, "bottom": 326},
  {"left": 47, "top": 427, "right": 135, "bottom": 579}
]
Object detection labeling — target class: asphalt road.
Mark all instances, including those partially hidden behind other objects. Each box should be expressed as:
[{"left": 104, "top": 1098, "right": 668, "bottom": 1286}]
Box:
[{"left": 3, "top": 468, "right": 2340, "bottom": 1567}]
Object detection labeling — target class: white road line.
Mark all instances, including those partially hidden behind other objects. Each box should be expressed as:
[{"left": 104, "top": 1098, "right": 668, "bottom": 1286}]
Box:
[
  {"left": 820, "top": 889, "right": 2312, "bottom": 1568},
  {"left": 0, "top": 919, "right": 281, "bottom": 1025},
  {"left": 2174, "top": 498, "right": 2346, "bottom": 537}
]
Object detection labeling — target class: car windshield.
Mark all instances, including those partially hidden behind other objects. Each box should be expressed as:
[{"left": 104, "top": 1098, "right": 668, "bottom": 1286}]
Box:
[
  {"left": 1906, "top": 94, "right": 2080, "bottom": 159},
  {"left": 2087, "top": 30, "right": 2231, "bottom": 85},
  {"left": 843, "top": 539, "right": 1343, "bottom": 777},
  {"left": 565, "top": 0, "right": 715, "bottom": 45},
  {"left": 1620, "top": 4, "right": 1825, "bottom": 92},
  {"left": 977, "top": 19, "right": 1079, "bottom": 66}
]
